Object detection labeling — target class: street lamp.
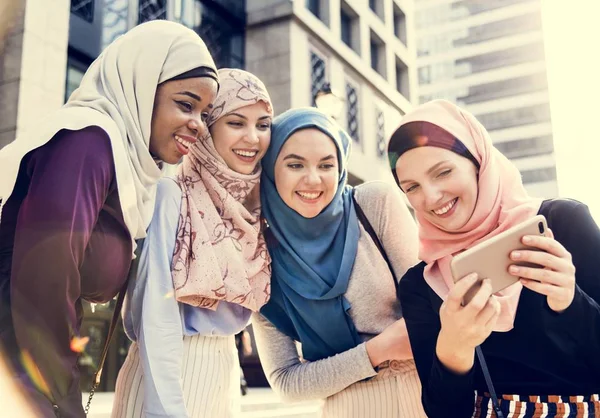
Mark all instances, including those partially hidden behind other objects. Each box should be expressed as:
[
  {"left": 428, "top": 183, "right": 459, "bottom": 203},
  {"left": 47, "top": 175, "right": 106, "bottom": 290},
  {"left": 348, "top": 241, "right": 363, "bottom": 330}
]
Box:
[{"left": 314, "top": 82, "right": 345, "bottom": 120}]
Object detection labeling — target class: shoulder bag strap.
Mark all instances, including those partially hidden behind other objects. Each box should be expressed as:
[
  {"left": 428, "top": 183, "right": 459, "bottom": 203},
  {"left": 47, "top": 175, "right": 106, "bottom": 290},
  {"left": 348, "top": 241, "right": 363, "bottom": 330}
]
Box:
[{"left": 351, "top": 188, "right": 398, "bottom": 291}]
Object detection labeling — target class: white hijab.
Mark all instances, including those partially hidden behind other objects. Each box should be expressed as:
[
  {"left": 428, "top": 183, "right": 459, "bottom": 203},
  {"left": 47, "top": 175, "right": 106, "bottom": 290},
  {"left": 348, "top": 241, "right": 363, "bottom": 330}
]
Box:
[{"left": 0, "top": 20, "right": 217, "bottom": 253}]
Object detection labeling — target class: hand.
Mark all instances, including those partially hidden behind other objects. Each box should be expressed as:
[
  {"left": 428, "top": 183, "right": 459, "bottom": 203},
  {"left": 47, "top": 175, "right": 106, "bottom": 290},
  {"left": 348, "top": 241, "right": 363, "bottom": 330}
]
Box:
[
  {"left": 436, "top": 274, "right": 500, "bottom": 374},
  {"left": 509, "top": 228, "right": 576, "bottom": 313},
  {"left": 365, "top": 318, "right": 413, "bottom": 367}
]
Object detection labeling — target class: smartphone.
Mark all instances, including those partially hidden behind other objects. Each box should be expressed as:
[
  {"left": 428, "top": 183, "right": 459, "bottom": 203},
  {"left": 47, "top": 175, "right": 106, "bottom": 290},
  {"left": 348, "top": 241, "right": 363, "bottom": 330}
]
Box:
[{"left": 450, "top": 215, "right": 548, "bottom": 305}]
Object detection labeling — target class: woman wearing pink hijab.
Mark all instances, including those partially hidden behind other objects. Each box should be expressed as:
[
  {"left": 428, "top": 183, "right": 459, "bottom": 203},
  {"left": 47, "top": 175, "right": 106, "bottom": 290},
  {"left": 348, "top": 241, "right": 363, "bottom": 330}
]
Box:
[{"left": 388, "top": 100, "right": 600, "bottom": 417}]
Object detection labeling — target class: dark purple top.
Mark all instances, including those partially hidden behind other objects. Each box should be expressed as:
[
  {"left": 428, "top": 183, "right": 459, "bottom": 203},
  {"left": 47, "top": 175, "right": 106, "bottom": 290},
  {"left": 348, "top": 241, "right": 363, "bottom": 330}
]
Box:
[{"left": 0, "top": 126, "right": 132, "bottom": 417}]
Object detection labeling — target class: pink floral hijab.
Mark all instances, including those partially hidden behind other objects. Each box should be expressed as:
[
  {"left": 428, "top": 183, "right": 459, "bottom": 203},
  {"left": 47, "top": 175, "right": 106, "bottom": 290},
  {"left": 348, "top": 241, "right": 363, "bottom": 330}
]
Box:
[
  {"left": 171, "top": 68, "right": 273, "bottom": 311},
  {"left": 389, "top": 100, "right": 543, "bottom": 331}
]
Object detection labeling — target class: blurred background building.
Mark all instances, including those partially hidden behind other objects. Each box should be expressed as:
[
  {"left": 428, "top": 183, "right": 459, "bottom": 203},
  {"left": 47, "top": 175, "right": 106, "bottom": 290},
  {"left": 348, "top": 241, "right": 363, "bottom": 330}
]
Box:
[{"left": 414, "top": 0, "right": 557, "bottom": 197}]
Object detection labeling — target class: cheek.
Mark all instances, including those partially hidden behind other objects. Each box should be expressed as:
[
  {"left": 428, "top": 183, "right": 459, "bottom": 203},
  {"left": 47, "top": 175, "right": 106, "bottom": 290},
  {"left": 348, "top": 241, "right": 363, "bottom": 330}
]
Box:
[{"left": 259, "top": 132, "right": 271, "bottom": 150}]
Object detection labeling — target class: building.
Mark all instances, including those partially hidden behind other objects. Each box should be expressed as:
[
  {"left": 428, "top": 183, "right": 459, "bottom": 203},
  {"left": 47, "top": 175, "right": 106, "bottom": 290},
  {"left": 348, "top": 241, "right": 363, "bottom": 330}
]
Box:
[
  {"left": 0, "top": 0, "right": 416, "bottom": 391},
  {"left": 414, "top": 0, "right": 557, "bottom": 197}
]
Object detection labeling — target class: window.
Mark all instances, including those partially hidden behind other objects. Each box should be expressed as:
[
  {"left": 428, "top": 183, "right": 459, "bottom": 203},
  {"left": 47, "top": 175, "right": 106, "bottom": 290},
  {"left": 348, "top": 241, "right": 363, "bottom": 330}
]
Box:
[
  {"left": 369, "top": 0, "right": 384, "bottom": 21},
  {"left": 396, "top": 57, "right": 410, "bottom": 99},
  {"left": 521, "top": 167, "right": 557, "bottom": 184},
  {"left": 375, "top": 107, "right": 386, "bottom": 157},
  {"left": 494, "top": 135, "right": 554, "bottom": 160},
  {"left": 346, "top": 81, "right": 360, "bottom": 142},
  {"left": 476, "top": 103, "right": 552, "bottom": 131},
  {"left": 71, "top": 0, "right": 94, "bottom": 23},
  {"left": 101, "top": 0, "right": 130, "bottom": 50},
  {"left": 138, "top": 0, "right": 167, "bottom": 24},
  {"left": 195, "top": 5, "right": 245, "bottom": 69},
  {"left": 370, "top": 31, "right": 386, "bottom": 78},
  {"left": 64, "top": 48, "right": 93, "bottom": 102},
  {"left": 340, "top": 2, "right": 360, "bottom": 55},
  {"left": 341, "top": 9, "right": 352, "bottom": 47},
  {"left": 306, "top": 0, "right": 320, "bottom": 18},
  {"left": 311, "top": 51, "right": 327, "bottom": 105},
  {"left": 393, "top": 4, "right": 407, "bottom": 45}
]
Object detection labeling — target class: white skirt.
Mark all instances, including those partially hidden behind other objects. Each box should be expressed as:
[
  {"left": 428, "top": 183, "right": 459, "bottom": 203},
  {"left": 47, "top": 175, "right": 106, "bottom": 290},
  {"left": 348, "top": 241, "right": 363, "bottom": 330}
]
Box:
[
  {"left": 321, "top": 359, "right": 426, "bottom": 418},
  {"left": 111, "top": 334, "right": 240, "bottom": 418}
]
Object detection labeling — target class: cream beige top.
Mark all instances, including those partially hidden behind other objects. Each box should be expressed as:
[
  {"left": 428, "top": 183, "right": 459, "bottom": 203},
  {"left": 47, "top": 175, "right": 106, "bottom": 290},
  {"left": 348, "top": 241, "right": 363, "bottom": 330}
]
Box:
[{"left": 252, "top": 181, "right": 420, "bottom": 402}]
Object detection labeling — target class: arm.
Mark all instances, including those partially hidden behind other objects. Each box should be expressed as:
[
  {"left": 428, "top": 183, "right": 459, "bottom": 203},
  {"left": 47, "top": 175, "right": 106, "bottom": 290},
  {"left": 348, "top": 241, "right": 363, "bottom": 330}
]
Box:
[
  {"left": 400, "top": 268, "right": 476, "bottom": 418},
  {"left": 547, "top": 204, "right": 600, "bottom": 350},
  {"left": 10, "top": 128, "right": 114, "bottom": 415},
  {"left": 252, "top": 313, "right": 377, "bottom": 402},
  {"left": 129, "top": 178, "right": 188, "bottom": 417}
]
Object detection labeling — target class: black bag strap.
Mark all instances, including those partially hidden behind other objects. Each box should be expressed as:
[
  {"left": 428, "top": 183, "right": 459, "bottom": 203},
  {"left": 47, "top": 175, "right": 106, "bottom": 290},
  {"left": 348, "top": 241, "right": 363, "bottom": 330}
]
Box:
[
  {"left": 476, "top": 346, "right": 504, "bottom": 418},
  {"left": 351, "top": 189, "right": 398, "bottom": 291}
]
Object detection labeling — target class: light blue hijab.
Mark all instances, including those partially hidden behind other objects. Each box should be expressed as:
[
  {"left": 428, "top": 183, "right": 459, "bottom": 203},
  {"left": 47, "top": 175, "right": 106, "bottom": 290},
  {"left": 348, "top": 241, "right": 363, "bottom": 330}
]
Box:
[{"left": 259, "top": 107, "right": 361, "bottom": 361}]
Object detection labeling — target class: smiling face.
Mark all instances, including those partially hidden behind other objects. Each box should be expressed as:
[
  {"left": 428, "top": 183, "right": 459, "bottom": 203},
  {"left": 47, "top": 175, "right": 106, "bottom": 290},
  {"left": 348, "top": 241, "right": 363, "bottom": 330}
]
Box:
[
  {"left": 395, "top": 146, "right": 479, "bottom": 231},
  {"left": 209, "top": 101, "right": 272, "bottom": 174},
  {"left": 274, "top": 128, "right": 339, "bottom": 218},
  {"left": 149, "top": 76, "right": 219, "bottom": 164}
]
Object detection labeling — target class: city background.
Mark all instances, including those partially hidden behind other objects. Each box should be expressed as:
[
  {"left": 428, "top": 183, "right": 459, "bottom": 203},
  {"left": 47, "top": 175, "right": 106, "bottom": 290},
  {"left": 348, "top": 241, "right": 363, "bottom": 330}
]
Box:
[{"left": 0, "top": 0, "right": 598, "bottom": 416}]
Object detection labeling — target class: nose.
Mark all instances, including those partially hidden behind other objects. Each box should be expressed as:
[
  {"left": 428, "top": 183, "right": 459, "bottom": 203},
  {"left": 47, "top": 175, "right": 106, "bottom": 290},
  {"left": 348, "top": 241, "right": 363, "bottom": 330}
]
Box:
[
  {"left": 187, "top": 116, "right": 207, "bottom": 138},
  {"left": 305, "top": 169, "right": 322, "bottom": 186},
  {"left": 423, "top": 184, "right": 444, "bottom": 208},
  {"left": 245, "top": 128, "right": 259, "bottom": 144}
]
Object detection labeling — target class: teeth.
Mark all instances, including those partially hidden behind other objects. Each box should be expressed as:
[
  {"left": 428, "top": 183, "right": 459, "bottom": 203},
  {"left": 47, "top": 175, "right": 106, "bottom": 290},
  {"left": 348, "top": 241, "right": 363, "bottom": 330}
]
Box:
[
  {"left": 433, "top": 198, "right": 457, "bottom": 215},
  {"left": 175, "top": 135, "right": 193, "bottom": 148},
  {"left": 297, "top": 191, "right": 321, "bottom": 200},
  {"left": 234, "top": 150, "right": 258, "bottom": 157}
]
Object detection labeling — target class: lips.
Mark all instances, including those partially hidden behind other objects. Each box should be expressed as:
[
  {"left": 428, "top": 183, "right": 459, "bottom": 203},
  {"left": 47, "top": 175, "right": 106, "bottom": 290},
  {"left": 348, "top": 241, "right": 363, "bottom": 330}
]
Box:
[
  {"left": 295, "top": 191, "right": 323, "bottom": 203},
  {"left": 432, "top": 198, "right": 458, "bottom": 216},
  {"left": 233, "top": 149, "right": 259, "bottom": 163},
  {"left": 174, "top": 134, "right": 197, "bottom": 155}
]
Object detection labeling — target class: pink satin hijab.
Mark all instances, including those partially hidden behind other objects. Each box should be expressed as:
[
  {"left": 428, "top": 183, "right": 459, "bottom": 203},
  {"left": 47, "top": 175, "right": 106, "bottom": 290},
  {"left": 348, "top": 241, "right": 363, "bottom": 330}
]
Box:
[{"left": 395, "top": 100, "right": 542, "bottom": 331}]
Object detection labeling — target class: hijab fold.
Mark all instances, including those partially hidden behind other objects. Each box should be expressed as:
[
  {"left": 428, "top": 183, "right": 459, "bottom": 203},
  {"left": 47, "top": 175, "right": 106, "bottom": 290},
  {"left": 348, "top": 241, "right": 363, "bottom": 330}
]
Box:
[
  {"left": 0, "top": 20, "right": 218, "bottom": 253},
  {"left": 260, "top": 107, "right": 362, "bottom": 361},
  {"left": 171, "top": 69, "right": 273, "bottom": 312},
  {"left": 388, "top": 100, "right": 542, "bottom": 331}
]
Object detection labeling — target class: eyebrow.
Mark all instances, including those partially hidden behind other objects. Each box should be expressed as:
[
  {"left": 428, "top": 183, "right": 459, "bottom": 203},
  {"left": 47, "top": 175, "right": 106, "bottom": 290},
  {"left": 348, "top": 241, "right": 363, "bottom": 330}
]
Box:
[
  {"left": 176, "top": 91, "right": 201, "bottom": 101},
  {"left": 399, "top": 161, "right": 449, "bottom": 185},
  {"left": 283, "top": 154, "right": 336, "bottom": 162},
  {"left": 226, "top": 112, "right": 272, "bottom": 121}
]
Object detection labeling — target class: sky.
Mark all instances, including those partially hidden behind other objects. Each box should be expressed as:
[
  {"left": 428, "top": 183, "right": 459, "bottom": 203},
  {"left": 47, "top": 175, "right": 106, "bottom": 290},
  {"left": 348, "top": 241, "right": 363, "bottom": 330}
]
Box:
[{"left": 541, "top": 0, "right": 600, "bottom": 222}]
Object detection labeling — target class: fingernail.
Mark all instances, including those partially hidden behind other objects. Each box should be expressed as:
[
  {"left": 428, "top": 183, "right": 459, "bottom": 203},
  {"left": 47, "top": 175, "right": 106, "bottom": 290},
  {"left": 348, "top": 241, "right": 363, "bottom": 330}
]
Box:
[
  {"left": 511, "top": 251, "right": 521, "bottom": 259},
  {"left": 523, "top": 236, "right": 532, "bottom": 244},
  {"left": 509, "top": 265, "right": 519, "bottom": 274}
]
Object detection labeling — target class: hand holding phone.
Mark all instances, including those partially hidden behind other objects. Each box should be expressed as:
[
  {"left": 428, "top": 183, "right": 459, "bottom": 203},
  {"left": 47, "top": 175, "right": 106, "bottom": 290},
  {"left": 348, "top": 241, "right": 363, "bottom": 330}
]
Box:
[
  {"left": 508, "top": 228, "right": 576, "bottom": 312},
  {"left": 451, "top": 215, "right": 548, "bottom": 304},
  {"left": 436, "top": 274, "right": 501, "bottom": 375}
]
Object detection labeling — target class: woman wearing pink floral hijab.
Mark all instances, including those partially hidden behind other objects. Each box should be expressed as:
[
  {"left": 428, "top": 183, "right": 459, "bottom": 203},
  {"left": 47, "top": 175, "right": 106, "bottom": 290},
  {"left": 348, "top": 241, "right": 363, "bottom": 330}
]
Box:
[{"left": 112, "top": 69, "right": 273, "bottom": 418}]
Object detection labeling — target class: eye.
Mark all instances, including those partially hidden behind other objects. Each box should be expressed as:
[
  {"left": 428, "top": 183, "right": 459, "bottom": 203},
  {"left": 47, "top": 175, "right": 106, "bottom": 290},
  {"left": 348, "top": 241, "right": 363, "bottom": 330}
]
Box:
[
  {"left": 258, "top": 123, "right": 271, "bottom": 131},
  {"left": 201, "top": 112, "right": 210, "bottom": 122},
  {"left": 287, "top": 163, "right": 303, "bottom": 169},
  {"left": 437, "top": 169, "right": 452, "bottom": 178},
  {"left": 405, "top": 184, "right": 419, "bottom": 193},
  {"left": 320, "top": 163, "right": 336, "bottom": 170},
  {"left": 177, "top": 101, "right": 193, "bottom": 112},
  {"left": 227, "top": 121, "right": 244, "bottom": 127}
]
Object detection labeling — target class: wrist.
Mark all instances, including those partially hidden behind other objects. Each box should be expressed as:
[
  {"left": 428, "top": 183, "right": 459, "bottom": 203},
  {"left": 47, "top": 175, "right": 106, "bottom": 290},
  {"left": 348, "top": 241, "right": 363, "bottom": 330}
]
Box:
[
  {"left": 436, "top": 333, "right": 475, "bottom": 375},
  {"left": 365, "top": 337, "right": 386, "bottom": 367}
]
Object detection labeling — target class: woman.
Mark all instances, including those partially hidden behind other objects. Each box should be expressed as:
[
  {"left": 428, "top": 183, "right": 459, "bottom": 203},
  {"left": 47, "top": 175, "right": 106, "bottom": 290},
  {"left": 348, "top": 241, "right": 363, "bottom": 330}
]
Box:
[
  {"left": 0, "top": 21, "right": 218, "bottom": 417},
  {"left": 112, "top": 69, "right": 273, "bottom": 418},
  {"left": 253, "top": 107, "right": 426, "bottom": 417},
  {"left": 389, "top": 99, "right": 600, "bottom": 417}
]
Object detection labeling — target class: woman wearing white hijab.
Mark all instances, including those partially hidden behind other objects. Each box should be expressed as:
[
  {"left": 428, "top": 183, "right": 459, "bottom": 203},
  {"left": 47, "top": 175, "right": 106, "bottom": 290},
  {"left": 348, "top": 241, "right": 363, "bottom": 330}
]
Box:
[{"left": 0, "top": 20, "right": 218, "bottom": 417}]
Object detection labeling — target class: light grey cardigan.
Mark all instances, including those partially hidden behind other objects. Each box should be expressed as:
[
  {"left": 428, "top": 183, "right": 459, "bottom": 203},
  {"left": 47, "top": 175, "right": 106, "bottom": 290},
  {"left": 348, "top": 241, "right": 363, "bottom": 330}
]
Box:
[{"left": 252, "top": 181, "right": 420, "bottom": 402}]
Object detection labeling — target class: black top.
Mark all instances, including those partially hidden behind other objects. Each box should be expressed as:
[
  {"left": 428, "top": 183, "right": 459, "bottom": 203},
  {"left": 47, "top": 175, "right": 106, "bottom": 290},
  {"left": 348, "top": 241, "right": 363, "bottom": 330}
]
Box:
[{"left": 400, "top": 199, "right": 600, "bottom": 418}]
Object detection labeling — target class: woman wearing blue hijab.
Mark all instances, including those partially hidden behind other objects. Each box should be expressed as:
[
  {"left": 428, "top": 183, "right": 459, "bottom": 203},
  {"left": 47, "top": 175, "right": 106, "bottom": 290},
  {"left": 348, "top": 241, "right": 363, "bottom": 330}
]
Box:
[{"left": 253, "top": 108, "right": 425, "bottom": 417}]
